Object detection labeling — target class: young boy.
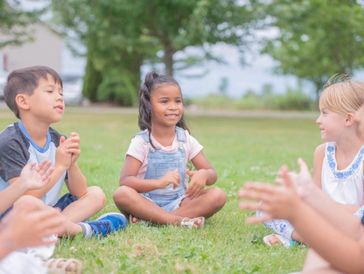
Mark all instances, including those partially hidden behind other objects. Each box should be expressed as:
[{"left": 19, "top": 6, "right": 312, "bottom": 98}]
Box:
[{"left": 0, "top": 66, "right": 128, "bottom": 237}]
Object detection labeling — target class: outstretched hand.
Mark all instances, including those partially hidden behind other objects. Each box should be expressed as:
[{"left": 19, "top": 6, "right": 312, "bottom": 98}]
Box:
[
  {"left": 19, "top": 161, "right": 54, "bottom": 190},
  {"left": 238, "top": 160, "right": 305, "bottom": 224},
  {"left": 276, "top": 158, "right": 313, "bottom": 198}
]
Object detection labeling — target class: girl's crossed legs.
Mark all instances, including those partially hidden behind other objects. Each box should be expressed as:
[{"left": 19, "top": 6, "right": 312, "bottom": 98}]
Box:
[{"left": 113, "top": 185, "right": 226, "bottom": 226}]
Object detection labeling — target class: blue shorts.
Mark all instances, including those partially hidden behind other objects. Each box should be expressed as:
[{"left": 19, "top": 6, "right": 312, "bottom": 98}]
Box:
[
  {"left": 53, "top": 193, "right": 78, "bottom": 211},
  {"left": 0, "top": 193, "right": 78, "bottom": 221}
]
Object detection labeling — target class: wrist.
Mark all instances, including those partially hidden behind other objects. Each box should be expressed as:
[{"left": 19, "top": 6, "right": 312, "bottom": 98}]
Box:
[
  {"left": 287, "top": 197, "right": 305, "bottom": 224},
  {"left": 69, "top": 162, "right": 79, "bottom": 170},
  {"left": 55, "top": 164, "right": 68, "bottom": 173},
  {"left": 301, "top": 182, "right": 316, "bottom": 202},
  {"left": 13, "top": 179, "right": 29, "bottom": 193},
  {"left": 156, "top": 179, "right": 164, "bottom": 188}
]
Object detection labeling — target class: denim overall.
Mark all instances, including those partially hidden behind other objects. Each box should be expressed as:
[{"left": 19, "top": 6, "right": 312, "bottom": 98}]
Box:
[{"left": 140, "top": 127, "right": 187, "bottom": 212}]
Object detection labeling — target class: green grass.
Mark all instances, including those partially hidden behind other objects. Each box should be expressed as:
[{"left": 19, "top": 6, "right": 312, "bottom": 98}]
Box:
[{"left": 0, "top": 108, "right": 321, "bottom": 274}]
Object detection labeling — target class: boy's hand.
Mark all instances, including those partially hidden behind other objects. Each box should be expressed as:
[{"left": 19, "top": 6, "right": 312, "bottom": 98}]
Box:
[
  {"left": 19, "top": 161, "right": 54, "bottom": 190},
  {"left": 55, "top": 136, "right": 72, "bottom": 169},
  {"left": 186, "top": 169, "right": 207, "bottom": 198},
  {"left": 158, "top": 170, "right": 180, "bottom": 189},
  {"left": 63, "top": 132, "right": 81, "bottom": 166},
  {"left": 1, "top": 205, "right": 65, "bottom": 251},
  {"left": 238, "top": 168, "right": 302, "bottom": 223}
]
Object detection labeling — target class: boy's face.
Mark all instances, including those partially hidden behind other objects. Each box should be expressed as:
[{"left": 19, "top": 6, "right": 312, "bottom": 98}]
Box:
[{"left": 26, "top": 74, "right": 64, "bottom": 124}]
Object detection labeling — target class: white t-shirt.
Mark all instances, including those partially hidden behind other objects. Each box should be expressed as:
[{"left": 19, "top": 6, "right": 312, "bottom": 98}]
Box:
[{"left": 126, "top": 129, "right": 203, "bottom": 186}]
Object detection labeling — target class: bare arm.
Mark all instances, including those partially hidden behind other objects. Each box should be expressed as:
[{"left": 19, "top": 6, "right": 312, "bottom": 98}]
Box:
[
  {"left": 0, "top": 181, "right": 27, "bottom": 214},
  {"left": 190, "top": 151, "right": 217, "bottom": 186},
  {"left": 185, "top": 151, "right": 217, "bottom": 198},
  {"left": 66, "top": 163, "right": 87, "bottom": 197},
  {"left": 291, "top": 201, "right": 364, "bottom": 274},
  {"left": 119, "top": 155, "right": 168, "bottom": 192},
  {"left": 312, "top": 144, "right": 325, "bottom": 188}
]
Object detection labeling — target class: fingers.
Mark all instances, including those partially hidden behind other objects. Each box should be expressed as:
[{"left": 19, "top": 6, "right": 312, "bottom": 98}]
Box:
[
  {"left": 239, "top": 182, "right": 276, "bottom": 196},
  {"left": 246, "top": 214, "right": 272, "bottom": 224},
  {"left": 280, "top": 168, "right": 295, "bottom": 189},
  {"left": 238, "top": 188, "right": 274, "bottom": 204},
  {"left": 298, "top": 158, "right": 308, "bottom": 172},
  {"left": 186, "top": 169, "right": 195, "bottom": 177},
  {"left": 37, "top": 160, "right": 52, "bottom": 175},
  {"left": 186, "top": 184, "right": 202, "bottom": 198},
  {"left": 60, "top": 135, "right": 66, "bottom": 144}
]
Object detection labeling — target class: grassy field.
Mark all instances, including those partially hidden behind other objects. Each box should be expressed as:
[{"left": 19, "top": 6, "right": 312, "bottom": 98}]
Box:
[{"left": 0, "top": 108, "right": 321, "bottom": 274}]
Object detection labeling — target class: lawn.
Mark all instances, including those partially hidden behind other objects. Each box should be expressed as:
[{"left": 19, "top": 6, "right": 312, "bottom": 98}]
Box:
[{"left": 0, "top": 108, "right": 321, "bottom": 274}]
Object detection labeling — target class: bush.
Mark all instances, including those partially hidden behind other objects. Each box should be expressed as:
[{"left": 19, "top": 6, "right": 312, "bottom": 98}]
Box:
[
  {"left": 190, "top": 88, "right": 315, "bottom": 111},
  {"left": 97, "top": 68, "right": 137, "bottom": 106},
  {"left": 267, "top": 89, "right": 314, "bottom": 110}
]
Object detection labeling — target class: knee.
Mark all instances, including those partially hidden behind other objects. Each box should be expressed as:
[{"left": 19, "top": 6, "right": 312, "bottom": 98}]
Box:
[
  {"left": 14, "top": 195, "right": 44, "bottom": 210},
  {"left": 86, "top": 186, "right": 106, "bottom": 210},
  {"left": 208, "top": 188, "right": 227, "bottom": 209},
  {"left": 113, "top": 185, "right": 136, "bottom": 207}
]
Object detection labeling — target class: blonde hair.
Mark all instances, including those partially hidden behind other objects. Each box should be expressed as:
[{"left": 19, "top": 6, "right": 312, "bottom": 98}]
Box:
[{"left": 319, "top": 80, "right": 364, "bottom": 116}]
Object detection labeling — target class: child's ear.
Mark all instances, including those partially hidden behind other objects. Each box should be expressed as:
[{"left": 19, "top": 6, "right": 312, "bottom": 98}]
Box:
[
  {"left": 345, "top": 113, "right": 355, "bottom": 125},
  {"left": 15, "top": 94, "right": 30, "bottom": 112}
]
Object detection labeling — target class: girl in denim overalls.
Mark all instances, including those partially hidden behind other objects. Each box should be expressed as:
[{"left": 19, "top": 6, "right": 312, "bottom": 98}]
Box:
[{"left": 113, "top": 72, "right": 226, "bottom": 228}]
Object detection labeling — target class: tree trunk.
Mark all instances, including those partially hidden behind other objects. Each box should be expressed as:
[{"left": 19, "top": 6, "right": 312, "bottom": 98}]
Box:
[
  {"left": 162, "top": 38, "right": 174, "bottom": 76},
  {"left": 82, "top": 50, "right": 102, "bottom": 102}
]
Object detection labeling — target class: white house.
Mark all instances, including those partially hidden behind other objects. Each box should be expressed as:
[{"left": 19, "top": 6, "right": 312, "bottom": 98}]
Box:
[{"left": 0, "top": 22, "right": 64, "bottom": 72}]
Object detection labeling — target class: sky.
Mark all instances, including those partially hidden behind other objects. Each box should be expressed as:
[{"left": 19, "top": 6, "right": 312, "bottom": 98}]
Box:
[{"left": 62, "top": 42, "right": 299, "bottom": 98}]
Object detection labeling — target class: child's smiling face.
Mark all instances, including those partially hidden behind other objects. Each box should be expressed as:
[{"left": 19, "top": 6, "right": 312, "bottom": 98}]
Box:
[{"left": 150, "top": 83, "right": 184, "bottom": 128}]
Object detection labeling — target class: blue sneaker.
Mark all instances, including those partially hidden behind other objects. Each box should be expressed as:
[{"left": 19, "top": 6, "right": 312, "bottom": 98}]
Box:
[{"left": 81, "top": 212, "right": 128, "bottom": 238}]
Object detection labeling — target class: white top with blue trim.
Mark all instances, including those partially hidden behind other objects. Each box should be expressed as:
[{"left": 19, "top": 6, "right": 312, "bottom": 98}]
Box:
[{"left": 321, "top": 142, "right": 364, "bottom": 206}]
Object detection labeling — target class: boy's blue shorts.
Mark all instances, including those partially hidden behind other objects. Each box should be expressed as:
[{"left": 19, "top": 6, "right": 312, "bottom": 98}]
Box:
[
  {"left": 53, "top": 193, "right": 78, "bottom": 211},
  {"left": 0, "top": 193, "right": 78, "bottom": 221}
]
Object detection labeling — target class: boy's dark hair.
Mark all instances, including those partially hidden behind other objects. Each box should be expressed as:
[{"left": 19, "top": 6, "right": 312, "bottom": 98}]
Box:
[{"left": 4, "top": 66, "right": 63, "bottom": 119}]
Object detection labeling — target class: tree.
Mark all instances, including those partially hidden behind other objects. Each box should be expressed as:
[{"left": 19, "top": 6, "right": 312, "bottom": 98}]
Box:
[
  {"left": 140, "top": 0, "right": 253, "bottom": 76},
  {"left": 0, "top": 0, "right": 40, "bottom": 48},
  {"left": 253, "top": 0, "right": 364, "bottom": 99},
  {"left": 52, "top": 1, "right": 254, "bottom": 105}
]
